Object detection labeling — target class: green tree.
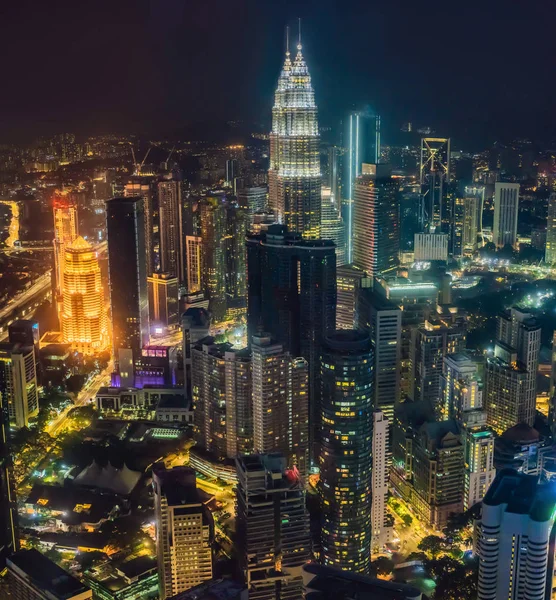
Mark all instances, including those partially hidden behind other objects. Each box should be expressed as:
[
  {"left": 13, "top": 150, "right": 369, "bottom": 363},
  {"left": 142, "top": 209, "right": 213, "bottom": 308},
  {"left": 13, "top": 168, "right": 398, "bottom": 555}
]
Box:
[
  {"left": 370, "top": 556, "right": 395, "bottom": 577},
  {"left": 418, "top": 535, "right": 445, "bottom": 559},
  {"left": 401, "top": 514, "right": 413, "bottom": 526}
]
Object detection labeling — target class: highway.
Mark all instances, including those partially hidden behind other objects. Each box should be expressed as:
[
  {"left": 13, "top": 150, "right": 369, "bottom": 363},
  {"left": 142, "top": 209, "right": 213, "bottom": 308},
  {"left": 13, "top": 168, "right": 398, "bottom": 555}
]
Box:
[{"left": 46, "top": 360, "right": 113, "bottom": 437}]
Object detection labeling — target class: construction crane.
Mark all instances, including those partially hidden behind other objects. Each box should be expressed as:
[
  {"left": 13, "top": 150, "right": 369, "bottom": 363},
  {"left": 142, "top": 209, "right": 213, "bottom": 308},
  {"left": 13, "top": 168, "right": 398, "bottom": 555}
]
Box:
[{"left": 129, "top": 143, "right": 152, "bottom": 175}]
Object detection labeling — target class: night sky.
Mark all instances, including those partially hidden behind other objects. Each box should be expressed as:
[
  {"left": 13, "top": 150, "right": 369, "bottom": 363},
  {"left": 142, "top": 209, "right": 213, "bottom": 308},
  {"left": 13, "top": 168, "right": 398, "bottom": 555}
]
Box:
[{"left": 2, "top": 0, "right": 555, "bottom": 148}]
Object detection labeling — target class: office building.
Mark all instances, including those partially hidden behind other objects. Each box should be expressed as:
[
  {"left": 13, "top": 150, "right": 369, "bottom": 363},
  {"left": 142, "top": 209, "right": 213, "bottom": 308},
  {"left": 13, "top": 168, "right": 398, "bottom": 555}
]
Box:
[
  {"left": 344, "top": 112, "right": 381, "bottom": 263},
  {"left": 410, "top": 307, "right": 467, "bottom": 414},
  {"left": 493, "top": 423, "right": 550, "bottom": 477},
  {"left": 247, "top": 224, "right": 336, "bottom": 455},
  {"left": 302, "top": 564, "right": 422, "bottom": 600},
  {"left": 375, "top": 276, "right": 438, "bottom": 401},
  {"left": 493, "top": 182, "right": 520, "bottom": 248},
  {"left": 352, "top": 164, "right": 399, "bottom": 277},
  {"left": 224, "top": 196, "right": 250, "bottom": 309},
  {"left": 158, "top": 177, "right": 185, "bottom": 282},
  {"left": 420, "top": 138, "right": 450, "bottom": 232},
  {"left": 52, "top": 194, "right": 78, "bottom": 321},
  {"left": 319, "top": 331, "right": 373, "bottom": 574},
  {"left": 413, "top": 232, "right": 448, "bottom": 261},
  {"left": 182, "top": 308, "right": 211, "bottom": 400},
  {"left": 441, "top": 352, "right": 484, "bottom": 424},
  {"left": 238, "top": 186, "right": 267, "bottom": 213},
  {"left": 546, "top": 192, "right": 556, "bottom": 264},
  {"left": 327, "top": 145, "right": 343, "bottom": 211},
  {"left": 225, "top": 158, "right": 238, "bottom": 189},
  {"left": 236, "top": 453, "right": 310, "bottom": 600},
  {"left": 320, "top": 186, "right": 345, "bottom": 265},
  {"left": 148, "top": 272, "right": 179, "bottom": 332},
  {"left": 251, "top": 334, "right": 309, "bottom": 476},
  {"left": 191, "top": 338, "right": 252, "bottom": 459},
  {"left": 450, "top": 195, "right": 465, "bottom": 257},
  {"left": 412, "top": 420, "right": 464, "bottom": 529},
  {"left": 268, "top": 37, "right": 321, "bottom": 238},
  {"left": 153, "top": 465, "right": 214, "bottom": 599},
  {"left": 477, "top": 470, "right": 556, "bottom": 600},
  {"left": 60, "top": 236, "right": 108, "bottom": 355},
  {"left": 6, "top": 549, "right": 91, "bottom": 599},
  {"left": 0, "top": 343, "right": 38, "bottom": 428},
  {"left": 357, "top": 286, "right": 401, "bottom": 424},
  {"left": 462, "top": 195, "right": 481, "bottom": 254},
  {"left": 124, "top": 176, "right": 157, "bottom": 274},
  {"left": 185, "top": 235, "right": 202, "bottom": 294},
  {"left": 9, "top": 320, "right": 40, "bottom": 383},
  {"left": 371, "top": 411, "right": 392, "bottom": 554},
  {"left": 106, "top": 197, "right": 149, "bottom": 386},
  {"left": 485, "top": 308, "right": 540, "bottom": 433},
  {"left": 463, "top": 426, "right": 495, "bottom": 510},
  {"left": 336, "top": 265, "right": 366, "bottom": 330}
]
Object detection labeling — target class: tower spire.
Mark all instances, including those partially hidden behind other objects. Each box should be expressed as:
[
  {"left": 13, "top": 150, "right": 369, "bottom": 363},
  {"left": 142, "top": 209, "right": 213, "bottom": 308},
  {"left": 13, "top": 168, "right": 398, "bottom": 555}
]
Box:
[
  {"left": 298, "top": 18, "right": 302, "bottom": 50},
  {"left": 286, "top": 25, "right": 290, "bottom": 55}
]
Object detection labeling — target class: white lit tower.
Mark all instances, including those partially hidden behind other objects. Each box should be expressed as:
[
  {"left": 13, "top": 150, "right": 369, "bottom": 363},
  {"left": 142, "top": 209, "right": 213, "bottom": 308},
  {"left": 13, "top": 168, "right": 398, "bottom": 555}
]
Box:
[{"left": 268, "top": 28, "right": 321, "bottom": 239}]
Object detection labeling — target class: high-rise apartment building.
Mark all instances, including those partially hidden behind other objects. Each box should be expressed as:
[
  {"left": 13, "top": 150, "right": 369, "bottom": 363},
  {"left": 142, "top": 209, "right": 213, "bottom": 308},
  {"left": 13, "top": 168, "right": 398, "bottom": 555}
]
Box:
[
  {"left": 185, "top": 235, "right": 202, "bottom": 294},
  {"left": 463, "top": 426, "right": 495, "bottom": 510},
  {"left": 336, "top": 265, "right": 366, "bottom": 330},
  {"left": 52, "top": 195, "right": 78, "bottom": 321},
  {"left": 486, "top": 308, "right": 540, "bottom": 433},
  {"left": 477, "top": 470, "right": 556, "bottom": 600},
  {"left": 60, "top": 236, "right": 108, "bottom": 355},
  {"left": 106, "top": 197, "right": 149, "bottom": 386},
  {"left": 124, "top": 176, "right": 157, "bottom": 274},
  {"left": 371, "top": 411, "right": 392, "bottom": 555},
  {"left": 420, "top": 138, "right": 450, "bottom": 232},
  {"left": 320, "top": 186, "right": 345, "bottom": 265},
  {"left": 251, "top": 334, "right": 309, "bottom": 476},
  {"left": 0, "top": 343, "right": 38, "bottom": 428},
  {"left": 546, "top": 192, "right": 556, "bottom": 265},
  {"left": 6, "top": 549, "right": 92, "bottom": 600},
  {"left": 236, "top": 453, "right": 310, "bottom": 600},
  {"left": 158, "top": 177, "right": 184, "bottom": 282},
  {"left": 441, "top": 352, "right": 484, "bottom": 423},
  {"left": 153, "top": 465, "right": 214, "bottom": 599},
  {"left": 352, "top": 164, "right": 399, "bottom": 277},
  {"left": 191, "top": 338, "right": 252, "bottom": 459},
  {"left": 268, "top": 38, "right": 321, "bottom": 238},
  {"left": 247, "top": 224, "right": 336, "bottom": 455},
  {"left": 493, "top": 182, "right": 520, "bottom": 248},
  {"left": 319, "top": 331, "right": 373, "bottom": 574},
  {"left": 410, "top": 307, "right": 467, "bottom": 414},
  {"left": 238, "top": 186, "right": 267, "bottom": 214},
  {"left": 344, "top": 112, "right": 381, "bottom": 263},
  {"left": 462, "top": 195, "right": 481, "bottom": 254}
]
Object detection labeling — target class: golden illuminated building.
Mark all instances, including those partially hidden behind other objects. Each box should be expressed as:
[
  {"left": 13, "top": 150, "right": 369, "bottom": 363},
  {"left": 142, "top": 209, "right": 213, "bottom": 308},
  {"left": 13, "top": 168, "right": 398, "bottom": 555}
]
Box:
[
  {"left": 61, "top": 236, "right": 109, "bottom": 355},
  {"left": 53, "top": 194, "right": 78, "bottom": 318}
]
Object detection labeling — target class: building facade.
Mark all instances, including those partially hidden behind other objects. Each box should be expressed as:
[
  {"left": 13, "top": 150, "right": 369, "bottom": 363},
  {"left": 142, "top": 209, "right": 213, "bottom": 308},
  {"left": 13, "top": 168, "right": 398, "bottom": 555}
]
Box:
[
  {"left": 0, "top": 343, "right": 38, "bottom": 428},
  {"left": 493, "top": 182, "right": 520, "bottom": 248},
  {"left": 371, "top": 411, "right": 392, "bottom": 554}
]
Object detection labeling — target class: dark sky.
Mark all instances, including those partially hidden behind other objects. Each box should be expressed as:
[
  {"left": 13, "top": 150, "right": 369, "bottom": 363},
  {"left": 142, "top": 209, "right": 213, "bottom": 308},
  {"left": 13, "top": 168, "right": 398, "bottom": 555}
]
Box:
[{"left": 1, "top": 0, "right": 555, "bottom": 148}]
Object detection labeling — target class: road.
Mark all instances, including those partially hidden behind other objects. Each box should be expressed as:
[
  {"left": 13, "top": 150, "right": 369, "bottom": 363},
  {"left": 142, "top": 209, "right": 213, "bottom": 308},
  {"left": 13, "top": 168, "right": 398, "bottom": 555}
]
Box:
[{"left": 46, "top": 361, "right": 113, "bottom": 437}]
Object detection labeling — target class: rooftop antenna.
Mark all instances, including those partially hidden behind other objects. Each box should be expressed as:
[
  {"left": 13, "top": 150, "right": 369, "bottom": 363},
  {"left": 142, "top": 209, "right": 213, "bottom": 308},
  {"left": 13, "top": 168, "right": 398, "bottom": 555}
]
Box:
[
  {"left": 298, "top": 17, "right": 302, "bottom": 50},
  {"left": 285, "top": 25, "right": 290, "bottom": 55}
]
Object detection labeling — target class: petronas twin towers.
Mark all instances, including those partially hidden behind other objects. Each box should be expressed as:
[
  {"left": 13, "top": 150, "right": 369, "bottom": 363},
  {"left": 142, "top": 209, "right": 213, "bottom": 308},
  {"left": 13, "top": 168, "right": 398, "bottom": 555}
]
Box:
[{"left": 268, "top": 32, "right": 321, "bottom": 238}]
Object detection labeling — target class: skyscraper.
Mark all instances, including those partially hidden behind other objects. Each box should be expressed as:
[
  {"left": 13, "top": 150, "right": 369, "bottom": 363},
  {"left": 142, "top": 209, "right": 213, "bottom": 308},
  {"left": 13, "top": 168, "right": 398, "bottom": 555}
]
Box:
[
  {"left": 336, "top": 265, "right": 366, "bottom": 330},
  {"left": 153, "top": 465, "right": 214, "bottom": 599},
  {"left": 320, "top": 186, "right": 345, "bottom": 265},
  {"left": 106, "top": 197, "right": 149, "bottom": 386},
  {"left": 493, "top": 182, "right": 520, "bottom": 248},
  {"left": 60, "top": 236, "right": 108, "bottom": 355},
  {"left": 319, "top": 330, "right": 373, "bottom": 574},
  {"left": 371, "top": 410, "right": 392, "bottom": 555},
  {"left": 52, "top": 194, "right": 78, "bottom": 321},
  {"left": 247, "top": 224, "right": 336, "bottom": 456},
  {"left": 420, "top": 138, "right": 450, "bottom": 232},
  {"left": 352, "top": 164, "right": 399, "bottom": 277},
  {"left": 147, "top": 272, "right": 179, "bottom": 332},
  {"left": 124, "top": 176, "right": 157, "bottom": 273},
  {"left": 0, "top": 343, "right": 38, "bottom": 428},
  {"left": 545, "top": 192, "right": 556, "bottom": 264},
  {"left": 344, "top": 112, "right": 381, "bottom": 263},
  {"left": 463, "top": 426, "right": 495, "bottom": 511},
  {"left": 268, "top": 35, "right": 321, "bottom": 238},
  {"left": 158, "top": 177, "right": 184, "bottom": 282},
  {"left": 477, "top": 470, "right": 556, "bottom": 600},
  {"left": 238, "top": 186, "right": 268, "bottom": 214},
  {"left": 236, "top": 453, "right": 310, "bottom": 600},
  {"left": 251, "top": 334, "right": 308, "bottom": 476},
  {"left": 462, "top": 195, "right": 481, "bottom": 254},
  {"left": 191, "top": 338, "right": 252, "bottom": 459},
  {"left": 185, "top": 235, "right": 202, "bottom": 294},
  {"left": 441, "top": 352, "right": 484, "bottom": 423}
]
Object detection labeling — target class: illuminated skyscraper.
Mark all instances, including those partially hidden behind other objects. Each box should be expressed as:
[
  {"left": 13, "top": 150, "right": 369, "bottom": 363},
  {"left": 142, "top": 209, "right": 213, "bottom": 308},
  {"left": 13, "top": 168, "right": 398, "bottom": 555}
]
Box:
[
  {"left": 147, "top": 272, "right": 179, "bottom": 332},
  {"left": 268, "top": 34, "right": 321, "bottom": 238},
  {"left": 352, "top": 164, "right": 399, "bottom": 277},
  {"left": 493, "top": 182, "right": 520, "bottom": 248},
  {"left": 319, "top": 330, "right": 373, "bottom": 574},
  {"left": 0, "top": 343, "right": 38, "bottom": 428},
  {"left": 463, "top": 426, "right": 495, "bottom": 511},
  {"left": 60, "top": 237, "right": 108, "bottom": 355},
  {"left": 52, "top": 195, "right": 78, "bottom": 320},
  {"left": 125, "top": 176, "right": 157, "bottom": 273},
  {"left": 185, "top": 235, "right": 202, "bottom": 294},
  {"left": 545, "top": 192, "right": 556, "bottom": 264},
  {"left": 320, "top": 186, "right": 345, "bottom": 265},
  {"left": 158, "top": 177, "right": 184, "bottom": 282},
  {"left": 106, "top": 197, "right": 149, "bottom": 385},
  {"left": 344, "top": 112, "right": 381, "bottom": 263},
  {"left": 462, "top": 195, "right": 481, "bottom": 254},
  {"left": 371, "top": 410, "right": 392, "bottom": 555},
  {"left": 420, "top": 138, "right": 450, "bottom": 232}
]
